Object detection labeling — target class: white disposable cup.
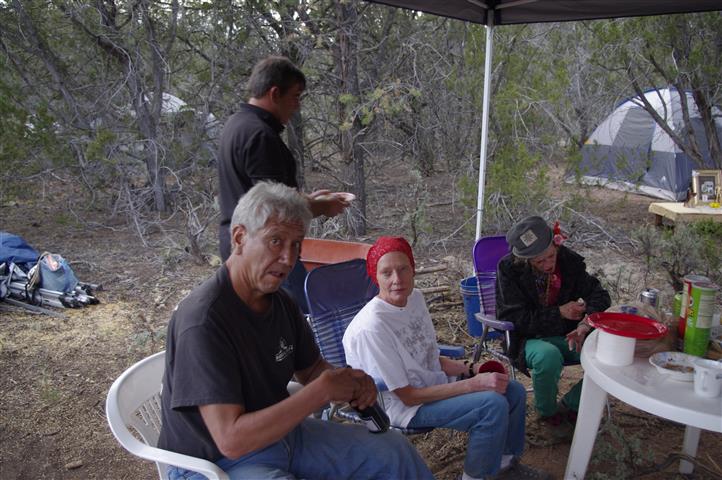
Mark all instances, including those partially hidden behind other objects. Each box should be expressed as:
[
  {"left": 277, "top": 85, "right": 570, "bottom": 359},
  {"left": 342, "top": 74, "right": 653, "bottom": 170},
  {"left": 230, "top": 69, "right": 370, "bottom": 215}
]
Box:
[
  {"left": 596, "top": 330, "right": 636, "bottom": 366},
  {"left": 693, "top": 358, "right": 722, "bottom": 398}
]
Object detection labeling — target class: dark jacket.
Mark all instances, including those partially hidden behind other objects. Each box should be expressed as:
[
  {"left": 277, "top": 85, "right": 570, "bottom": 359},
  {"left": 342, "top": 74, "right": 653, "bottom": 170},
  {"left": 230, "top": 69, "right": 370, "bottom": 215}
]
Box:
[{"left": 496, "top": 246, "right": 611, "bottom": 374}]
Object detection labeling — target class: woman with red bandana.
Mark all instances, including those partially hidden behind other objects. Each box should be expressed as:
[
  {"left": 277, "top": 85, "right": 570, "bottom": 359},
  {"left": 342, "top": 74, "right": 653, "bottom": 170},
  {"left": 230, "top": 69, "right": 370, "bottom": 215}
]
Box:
[
  {"left": 343, "top": 237, "right": 551, "bottom": 480},
  {"left": 497, "top": 216, "right": 611, "bottom": 429}
]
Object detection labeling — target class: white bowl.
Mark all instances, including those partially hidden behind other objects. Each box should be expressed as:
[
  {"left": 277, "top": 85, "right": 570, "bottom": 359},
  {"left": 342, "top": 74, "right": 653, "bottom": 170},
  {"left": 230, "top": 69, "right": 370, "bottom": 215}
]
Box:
[
  {"left": 314, "top": 192, "right": 356, "bottom": 203},
  {"left": 649, "top": 351, "right": 696, "bottom": 381},
  {"left": 334, "top": 192, "right": 356, "bottom": 202}
]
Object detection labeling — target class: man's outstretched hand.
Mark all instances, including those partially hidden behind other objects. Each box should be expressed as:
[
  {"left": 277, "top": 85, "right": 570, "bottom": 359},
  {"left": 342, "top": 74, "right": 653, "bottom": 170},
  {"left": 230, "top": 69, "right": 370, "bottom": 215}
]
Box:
[{"left": 307, "top": 190, "right": 351, "bottom": 218}]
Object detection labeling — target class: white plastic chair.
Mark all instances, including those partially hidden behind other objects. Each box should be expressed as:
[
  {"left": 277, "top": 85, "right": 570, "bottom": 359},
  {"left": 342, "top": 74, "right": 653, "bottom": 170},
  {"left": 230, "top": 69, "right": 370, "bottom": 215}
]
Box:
[{"left": 105, "top": 350, "right": 229, "bottom": 480}]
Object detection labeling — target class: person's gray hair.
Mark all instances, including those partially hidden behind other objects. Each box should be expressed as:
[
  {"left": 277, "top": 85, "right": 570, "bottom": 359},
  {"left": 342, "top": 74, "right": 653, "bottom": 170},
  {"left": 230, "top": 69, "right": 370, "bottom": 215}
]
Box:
[{"left": 230, "top": 182, "right": 312, "bottom": 236}]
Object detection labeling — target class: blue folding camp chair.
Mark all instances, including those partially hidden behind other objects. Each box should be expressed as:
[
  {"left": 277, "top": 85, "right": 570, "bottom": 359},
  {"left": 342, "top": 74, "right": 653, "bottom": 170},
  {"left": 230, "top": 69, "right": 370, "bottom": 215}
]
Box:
[
  {"left": 304, "top": 258, "right": 378, "bottom": 368},
  {"left": 304, "top": 258, "right": 464, "bottom": 433}
]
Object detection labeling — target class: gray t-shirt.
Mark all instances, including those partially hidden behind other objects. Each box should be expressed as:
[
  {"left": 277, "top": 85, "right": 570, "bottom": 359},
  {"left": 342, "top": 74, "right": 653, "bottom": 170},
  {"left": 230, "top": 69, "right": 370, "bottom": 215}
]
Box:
[{"left": 157, "top": 264, "right": 319, "bottom": 461}]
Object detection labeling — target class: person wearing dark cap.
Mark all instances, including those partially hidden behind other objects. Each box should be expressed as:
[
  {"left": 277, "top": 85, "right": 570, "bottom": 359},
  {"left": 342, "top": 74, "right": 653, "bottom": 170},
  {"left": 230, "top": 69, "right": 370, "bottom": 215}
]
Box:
[
  {"left": 496, "top": 216, "right": 611, "bottom": 429},
  {"left": 344, "top": 237, "right": 551, "bottom": 480}
]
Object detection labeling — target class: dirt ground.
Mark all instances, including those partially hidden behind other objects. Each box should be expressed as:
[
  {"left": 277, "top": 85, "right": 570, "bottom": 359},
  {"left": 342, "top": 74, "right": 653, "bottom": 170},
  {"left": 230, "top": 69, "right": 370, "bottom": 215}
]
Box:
[{"left": 1, "top": 171, "right": 721, "bottom": 480}]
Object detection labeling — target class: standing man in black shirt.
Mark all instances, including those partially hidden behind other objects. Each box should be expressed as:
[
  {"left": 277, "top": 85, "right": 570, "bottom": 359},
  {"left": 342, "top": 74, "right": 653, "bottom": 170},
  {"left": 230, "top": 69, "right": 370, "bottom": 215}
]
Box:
[{"left": 218, "top": 56, "right": 348, "bottom": 311}]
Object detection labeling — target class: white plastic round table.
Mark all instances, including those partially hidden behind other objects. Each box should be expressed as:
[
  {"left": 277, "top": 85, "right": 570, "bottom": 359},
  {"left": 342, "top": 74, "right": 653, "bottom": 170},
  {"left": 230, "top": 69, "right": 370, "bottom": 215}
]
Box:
[{"left": 564, "top": 330, "right": 722, "bottom": 479}]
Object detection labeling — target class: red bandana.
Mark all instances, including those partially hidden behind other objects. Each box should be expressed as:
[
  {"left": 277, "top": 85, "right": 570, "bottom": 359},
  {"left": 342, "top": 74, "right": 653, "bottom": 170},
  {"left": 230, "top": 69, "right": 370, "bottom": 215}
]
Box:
[{"left": 366, "top": 236, "right": 415, "bottom": 285}]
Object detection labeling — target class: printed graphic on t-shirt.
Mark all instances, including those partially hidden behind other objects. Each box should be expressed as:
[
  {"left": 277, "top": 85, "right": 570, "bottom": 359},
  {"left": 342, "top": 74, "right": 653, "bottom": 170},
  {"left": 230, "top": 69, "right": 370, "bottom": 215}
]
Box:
[
  {"left": 395, "top": 310, "right": 437, "bottom": 368},
  {"left": 275, "top": 337, "right": 294, "bottom": 362}
]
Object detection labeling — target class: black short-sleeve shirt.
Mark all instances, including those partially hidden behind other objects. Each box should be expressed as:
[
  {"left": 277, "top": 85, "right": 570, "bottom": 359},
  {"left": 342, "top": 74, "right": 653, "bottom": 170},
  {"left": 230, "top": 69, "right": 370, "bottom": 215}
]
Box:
[
  {"left": 217, "top": 104, "right": 299, "bottom": 260},
  {"left": 157, "top": 264, "right": 320, "bottom": 461}
]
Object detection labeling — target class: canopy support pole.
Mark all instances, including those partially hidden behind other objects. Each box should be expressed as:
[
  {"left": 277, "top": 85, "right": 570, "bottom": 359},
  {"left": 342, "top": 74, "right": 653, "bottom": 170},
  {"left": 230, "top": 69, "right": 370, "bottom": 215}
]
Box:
[{"left": 475, "top": 16, "right": 494, "bottom": 240}]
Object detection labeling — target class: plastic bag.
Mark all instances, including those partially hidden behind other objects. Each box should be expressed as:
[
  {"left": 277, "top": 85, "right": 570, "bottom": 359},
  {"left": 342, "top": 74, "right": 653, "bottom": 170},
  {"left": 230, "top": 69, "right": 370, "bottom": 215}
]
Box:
[{"left": 39, "top": 253, "right": 79, "bottom": 294}]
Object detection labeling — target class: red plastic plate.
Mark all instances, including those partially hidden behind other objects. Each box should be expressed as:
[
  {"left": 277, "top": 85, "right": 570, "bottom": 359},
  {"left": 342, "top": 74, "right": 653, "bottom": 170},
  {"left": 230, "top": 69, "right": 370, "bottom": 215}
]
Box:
[{"left": 586, "top": 312, "right": 668, "bottom": 339}]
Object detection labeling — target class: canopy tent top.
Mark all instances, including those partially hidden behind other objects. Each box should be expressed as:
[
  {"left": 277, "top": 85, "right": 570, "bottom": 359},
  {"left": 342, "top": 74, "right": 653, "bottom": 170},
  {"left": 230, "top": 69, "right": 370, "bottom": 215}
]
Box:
[{"left": 366, "top": 0, "right": 722, "bottom": 26}]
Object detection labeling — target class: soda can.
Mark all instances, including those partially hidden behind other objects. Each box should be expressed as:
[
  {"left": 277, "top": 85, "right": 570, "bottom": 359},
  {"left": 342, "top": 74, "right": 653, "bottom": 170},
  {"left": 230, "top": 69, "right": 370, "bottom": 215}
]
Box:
[
  {"left": 683, "top": 281, "right": 718, "bottom": 357},
  {"left": 639, "top": 288, "right": 659, "bottom": 307}
]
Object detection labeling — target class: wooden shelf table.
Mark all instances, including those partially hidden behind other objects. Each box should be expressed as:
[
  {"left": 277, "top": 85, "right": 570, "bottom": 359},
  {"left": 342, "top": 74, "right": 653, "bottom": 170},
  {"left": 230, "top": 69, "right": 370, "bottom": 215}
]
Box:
[{"left": 648, "top": 202, "right": 722, "bottom": 226}]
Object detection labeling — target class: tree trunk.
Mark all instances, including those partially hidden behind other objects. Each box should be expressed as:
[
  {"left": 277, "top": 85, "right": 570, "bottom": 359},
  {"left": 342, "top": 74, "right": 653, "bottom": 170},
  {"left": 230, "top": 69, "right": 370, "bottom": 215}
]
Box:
[
  {"left": 692, "top": 88, "right": 722, "bottom": 169},
  {"left": 63, "top": 0, "right": 177, "bottom": 212},
  {"left": 334, "top": 0, "right": 366, "bottom": 236},
  {"left": 283, "top": 45, "right": 308, "bottom": 189},
  {"left": 286, "top": 110, "right": 307, "bottom": 189}
]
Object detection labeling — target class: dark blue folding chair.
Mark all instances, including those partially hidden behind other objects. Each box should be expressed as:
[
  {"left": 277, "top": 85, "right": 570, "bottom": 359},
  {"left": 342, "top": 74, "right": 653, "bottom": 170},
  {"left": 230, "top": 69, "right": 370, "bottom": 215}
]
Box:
[
  {"left": 304, "top": 258, "right": 463, "bottom": 433},
  {"left": 305, "top": 258, "right": 378, "bottom": 368}
]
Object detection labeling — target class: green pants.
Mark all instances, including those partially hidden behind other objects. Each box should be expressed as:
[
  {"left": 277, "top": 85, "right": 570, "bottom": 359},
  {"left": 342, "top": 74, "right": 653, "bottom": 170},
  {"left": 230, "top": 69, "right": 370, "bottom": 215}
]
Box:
[{"left": 524, "top": 336, "right": 582, "bottom": 417}]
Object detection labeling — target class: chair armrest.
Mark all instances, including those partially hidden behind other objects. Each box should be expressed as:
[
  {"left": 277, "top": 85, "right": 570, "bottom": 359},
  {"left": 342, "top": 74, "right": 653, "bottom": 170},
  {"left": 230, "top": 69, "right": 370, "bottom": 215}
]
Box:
[
  {"left": 119, "top": 436, "right": 229, "bottom": 480},
  {"left": 374, "top": 378, "right": 389, "bottom": 392},
  {"left": 373, "top": 345, "right": 464, "bottom": 393},
  {"left": 474, "top": 313, "right": 514, "bottom": 331},
  {"left": 150, "top": 446, "right": 229, "bottom": 480},
  {"left": 107, "top": 400, "right": 229, "bottom": 480},
  {"left": 439, "top": 344, "right": 465, "bottom": 359}
]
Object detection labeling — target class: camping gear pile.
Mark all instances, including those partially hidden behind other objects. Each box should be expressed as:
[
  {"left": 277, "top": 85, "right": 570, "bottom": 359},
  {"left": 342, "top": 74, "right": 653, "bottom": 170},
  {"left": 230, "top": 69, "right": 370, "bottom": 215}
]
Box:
[{"left": 0, "top": 232, "right": 100, "bottom": 315}]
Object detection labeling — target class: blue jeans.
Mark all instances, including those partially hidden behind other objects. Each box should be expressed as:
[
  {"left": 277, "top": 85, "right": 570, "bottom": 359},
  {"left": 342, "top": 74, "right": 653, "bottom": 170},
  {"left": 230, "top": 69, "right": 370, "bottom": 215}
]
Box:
[
  {"left": 406, "top": 380, "right": 526, "bottom": 478},
  {"left": 167, "top": 418, "right": 433, "bottom": 480},
  {"left": 525, "top": 336, "right": 582, "bottom": 417}
]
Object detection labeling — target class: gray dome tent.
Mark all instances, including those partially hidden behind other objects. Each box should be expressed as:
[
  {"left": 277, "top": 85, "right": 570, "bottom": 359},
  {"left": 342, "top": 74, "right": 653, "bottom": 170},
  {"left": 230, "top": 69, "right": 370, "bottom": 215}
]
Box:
[{"left": 577, "top": 87, "right": 722, "bottom": 201}]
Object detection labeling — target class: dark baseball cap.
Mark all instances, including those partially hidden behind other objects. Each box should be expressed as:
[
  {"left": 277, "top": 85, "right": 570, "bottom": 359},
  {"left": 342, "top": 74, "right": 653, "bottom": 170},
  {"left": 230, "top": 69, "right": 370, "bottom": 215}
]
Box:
[{"left": 506, "top": 216, "right": 553, "bottom": 258}]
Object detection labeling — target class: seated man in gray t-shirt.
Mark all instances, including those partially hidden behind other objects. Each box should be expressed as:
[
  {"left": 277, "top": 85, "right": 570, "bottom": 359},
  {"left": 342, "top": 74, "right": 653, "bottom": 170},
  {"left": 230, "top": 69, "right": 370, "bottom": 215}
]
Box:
[{"left": 159, "top": 182, "right": 434, "bottom": 480}]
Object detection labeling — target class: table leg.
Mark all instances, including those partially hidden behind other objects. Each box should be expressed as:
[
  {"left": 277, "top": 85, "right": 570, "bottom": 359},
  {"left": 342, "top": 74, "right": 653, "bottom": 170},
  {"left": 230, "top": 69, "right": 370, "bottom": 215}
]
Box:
[
  {"left": 679, "top": 426, "right": 701, "bottom": 474},
  {"left": 564, "top": 374, "right": 608, "bottom": 480}
]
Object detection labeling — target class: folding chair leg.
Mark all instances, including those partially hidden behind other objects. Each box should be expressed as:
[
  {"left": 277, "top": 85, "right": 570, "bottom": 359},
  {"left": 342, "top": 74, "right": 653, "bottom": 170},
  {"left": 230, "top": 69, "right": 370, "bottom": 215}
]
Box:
[
  {"left": 472, "top": 326, "right": 490, "bottom": 363},
  {"left": 472, "top": 340, "right": 482, "bottom": 363}
]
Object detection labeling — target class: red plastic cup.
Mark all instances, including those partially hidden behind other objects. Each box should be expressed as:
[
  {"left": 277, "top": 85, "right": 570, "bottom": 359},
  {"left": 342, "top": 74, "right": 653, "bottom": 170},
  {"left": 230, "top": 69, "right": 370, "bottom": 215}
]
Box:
[{"left": 478, "top": 360, "right": 507, "bottom": 375}]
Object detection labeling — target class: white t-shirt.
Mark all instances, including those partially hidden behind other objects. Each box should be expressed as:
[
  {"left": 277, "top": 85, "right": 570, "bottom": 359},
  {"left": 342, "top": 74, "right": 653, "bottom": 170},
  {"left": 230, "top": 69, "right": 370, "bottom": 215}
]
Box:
[{"left": 342, "top": 289, "right": 449, "bottom": 427}]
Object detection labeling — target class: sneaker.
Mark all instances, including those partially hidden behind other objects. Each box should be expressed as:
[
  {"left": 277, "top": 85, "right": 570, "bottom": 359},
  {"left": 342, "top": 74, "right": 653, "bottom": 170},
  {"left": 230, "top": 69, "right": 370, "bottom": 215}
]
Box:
[
  {"left": 538, "top": 412, "right": 565, "bottom": 426},
  {"left": 565, "top": 409, "right": 578, "bottom": 425},
  {"left": 488, "top": 459, "right": 553, "bottom": 480},
  {"left": 537, "top": 412, "right": 574, "bottom": 441},
  {"left": 556, "top": 401, "right": 578, "bottom": 425}
]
